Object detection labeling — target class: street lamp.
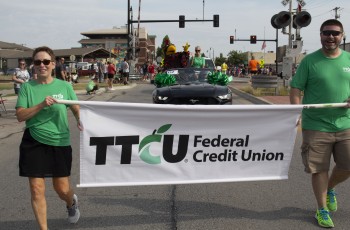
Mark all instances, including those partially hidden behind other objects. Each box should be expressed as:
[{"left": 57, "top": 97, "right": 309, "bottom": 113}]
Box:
[
  {"left": 206, "top": 50, "right": 210, "bottom": 59},
  {"left": 210, "top": 47, "right": 214, "bottom": 61}
]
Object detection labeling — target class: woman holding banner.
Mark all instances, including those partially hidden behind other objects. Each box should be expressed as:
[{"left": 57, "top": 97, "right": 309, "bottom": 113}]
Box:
[{"left": 15, "top": 46, "right": 82, "bottom": 230}]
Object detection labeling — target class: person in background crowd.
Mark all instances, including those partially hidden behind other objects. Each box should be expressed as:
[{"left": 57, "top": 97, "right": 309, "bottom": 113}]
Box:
[
  {"left": 121, "top": 58, "right": 129, "bottom": 85},
  {"left": 29, "top": 64, "right": 37, "bottom": 80},
  {"left": 12, "top": 59, "right": 30, "bottom": 95},
  {"left": 96, "top": 59, "right": 103, "bottom": 83},
  {"left": 191, "top": 46, "right": 205, "bottom": 68},
  {"left": 142, "top": 61, "right": 148, "bottom": 81},
  {"left": 103, "top": 61, "right": 108, "bottom": 83},
  {"left": 290, "top": 19, "right": 350, "bottom": 228},
  {"left": 16, "top": 46, "right": 81, "bottom": 230},
  {"left": 86, "top": 76, "right": 99, "bottom": 95},
  {"left": 148, "top": 62, "right": 155, "bottom": 82},
  {"left": 107, "top": 61, "right": 116, "bottom": 90},
  {"left": 55, "top": 57, "right": 67, "bottom": 81},
  {"left": 248, "top": 56, "right": 260, "bottom": 75}
]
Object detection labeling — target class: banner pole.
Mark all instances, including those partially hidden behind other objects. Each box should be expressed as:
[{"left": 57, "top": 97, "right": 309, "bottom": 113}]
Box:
[{"left": 56, "top": 100, "right": 348, "bottom": 109}]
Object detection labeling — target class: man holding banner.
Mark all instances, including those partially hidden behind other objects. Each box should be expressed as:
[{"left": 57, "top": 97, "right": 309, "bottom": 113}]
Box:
[{"left": 290, "top": 19, "right": 350, "bottom": 228}]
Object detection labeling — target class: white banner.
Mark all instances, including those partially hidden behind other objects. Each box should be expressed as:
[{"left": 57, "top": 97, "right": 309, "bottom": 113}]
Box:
[{"left": 78, "top": 102, "right": 302, "bottom": 187}]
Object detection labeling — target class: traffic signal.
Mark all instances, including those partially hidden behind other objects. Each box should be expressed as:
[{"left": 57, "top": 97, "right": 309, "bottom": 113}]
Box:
[
  {"left": 230, "top": 36, "right": 234, "bottom": 44},
  {"left": 250, "top": 35, "right": 257, "bottom": 44},
  {"left": 213, "top": 14, "right": 219, "bottom": 27},
  {"left": 179, "top": 15, "right": 185, "bottom": 28}
]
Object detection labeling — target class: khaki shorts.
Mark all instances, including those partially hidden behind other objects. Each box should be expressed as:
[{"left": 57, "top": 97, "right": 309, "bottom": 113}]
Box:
[{"left": 301, "top": 129, "right": 350, "bottom": 173}]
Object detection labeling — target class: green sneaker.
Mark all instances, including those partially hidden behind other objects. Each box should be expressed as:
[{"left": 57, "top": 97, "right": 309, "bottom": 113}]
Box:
[
  {"left": 327, "top": 189, "right": 337, "bottom": 212},
  {"left": 315, "top": 208, "right": 334, "bottom": 228}
]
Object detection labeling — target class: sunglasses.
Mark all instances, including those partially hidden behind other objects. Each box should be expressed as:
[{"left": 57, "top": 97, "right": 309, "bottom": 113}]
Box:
[
  {"left": 19, "top": 63, "right": 26, "bottom": 65},
  {"left": 195, "top": 50, "right": 201, "bottom": 52},
  {"left": 33, "top": 59, "right": 52, "bottom": 66},
  {"left": 321, "top": 30, "right": 342, "bottom": 37}
]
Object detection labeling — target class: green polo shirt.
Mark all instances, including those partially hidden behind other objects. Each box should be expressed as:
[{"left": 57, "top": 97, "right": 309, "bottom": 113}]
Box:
[{"left": 291, "top": 49, "right": 350, "bottom": 132}]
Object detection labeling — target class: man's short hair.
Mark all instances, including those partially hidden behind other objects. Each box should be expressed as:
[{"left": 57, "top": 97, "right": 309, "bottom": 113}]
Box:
[{"left": 320, "top": 19, "right": 344, "bottom": 32}]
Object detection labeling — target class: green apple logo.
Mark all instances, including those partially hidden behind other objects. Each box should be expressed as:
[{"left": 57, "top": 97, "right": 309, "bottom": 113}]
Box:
[{"left": 139, "top": 124, "right": 172, "bottom": 164}]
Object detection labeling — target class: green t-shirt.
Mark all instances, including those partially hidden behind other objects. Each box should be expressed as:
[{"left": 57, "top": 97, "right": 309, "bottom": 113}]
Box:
[
  {"left": 291, "top": 49, "right": 350, "bottom": 132},
  {"left": 86, "top": 80, "right": 95, "bottom": 92},
  {"left": 191, "top": 56, "right": 205, "bottom": 68},
  {"left": 16, "top": 79, "right": 78, "bottom": 146}
]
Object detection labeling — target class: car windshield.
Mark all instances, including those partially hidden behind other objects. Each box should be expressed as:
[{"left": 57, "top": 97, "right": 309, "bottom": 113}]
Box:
[{"left": 165, "top": 67, "right": 211, "bottom": 85}]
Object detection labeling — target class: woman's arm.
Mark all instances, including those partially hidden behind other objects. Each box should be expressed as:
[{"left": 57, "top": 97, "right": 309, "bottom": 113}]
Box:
[
  {"left": 16, "top": 96, "right": 56, "bottom": 122},
  {"left": 70, "top": 104, "right": 83, "bottom": 131}
]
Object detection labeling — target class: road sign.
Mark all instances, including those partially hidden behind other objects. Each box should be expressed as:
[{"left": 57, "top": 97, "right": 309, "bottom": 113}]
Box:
[
  {"left": 297, "top": 0, "right": 306, "bottom": 7},
  {"left": 281, "top": 0, "right": 289, "bottom": 6},
  {"left": 105, "top": 41, "right": 115, "bottom": 50},
  {"left": 69, "top": 55, "right": 76, "bottom": 61}
]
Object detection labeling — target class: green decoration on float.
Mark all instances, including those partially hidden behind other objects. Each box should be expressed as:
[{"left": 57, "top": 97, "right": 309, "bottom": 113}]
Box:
[
  {"left": 207, "top": 71, "right": 233, "bottom": 86},
  {"left": 154, "top": 73, "right": 177, "bottom": 87}
]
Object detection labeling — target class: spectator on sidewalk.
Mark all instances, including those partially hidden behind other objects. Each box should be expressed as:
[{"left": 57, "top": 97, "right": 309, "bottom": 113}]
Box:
[
  {"left": 86, "top": 76, "right": 99, "bottom": 95},
  {"left": 12, "top": 59, "right": 30, "bottom": 95},
  {"left": 148, "top": 62, "right": 155, "bottom": 81},
  {"left": 121, "top": 58, "right": 129, "bottom": 85},
  {"left": 107, "top": 61, "right": 116, "bottom": 90},
  {"left": 55, "top": 57, "right": 67, "bottom": 81},
  {"left": 142, "top": 61, "right": 148, "bottom": 81},
  {"left": 248, "top": 56, "right": 260, "bottom": 75}
]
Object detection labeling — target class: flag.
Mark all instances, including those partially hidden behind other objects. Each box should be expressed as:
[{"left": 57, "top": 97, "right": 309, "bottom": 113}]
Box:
[{"left": 261, "top": 41, "right": 266, "bottom": 50}]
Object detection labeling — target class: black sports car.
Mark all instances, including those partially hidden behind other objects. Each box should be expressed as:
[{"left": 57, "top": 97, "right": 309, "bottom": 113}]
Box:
[{"left": 152, "top": 68, "right": 232, "bottom": 105}]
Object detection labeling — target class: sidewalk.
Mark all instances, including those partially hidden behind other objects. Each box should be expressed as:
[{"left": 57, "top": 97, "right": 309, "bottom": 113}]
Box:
[{"left": 0, "top": 83, "right": 138, "bottom": 115}]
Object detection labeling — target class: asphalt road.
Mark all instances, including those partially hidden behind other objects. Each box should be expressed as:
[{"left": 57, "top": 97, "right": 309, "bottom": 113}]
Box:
[{"left": 1, "top": 83, "right": 350, "bottom": 230}]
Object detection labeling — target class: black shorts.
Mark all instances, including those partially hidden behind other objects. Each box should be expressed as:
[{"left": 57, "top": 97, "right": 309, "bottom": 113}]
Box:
[
  {"left": 108, "top": 73, "right": 114, "bottom": 79},
  {"left": 19, "top": 129, "right": 72, "bottom": 178}
]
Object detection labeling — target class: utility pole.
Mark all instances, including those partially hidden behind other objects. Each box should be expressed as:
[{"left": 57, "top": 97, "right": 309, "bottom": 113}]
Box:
[
  {"left": 288, "top": 0, "right": 293, "bottom": 48},
  {"left": 333, "top": 7, "right": 341, "bottom": 20},
  {"left": 203, "top": 0, "right": 205, "bottom": 21}
]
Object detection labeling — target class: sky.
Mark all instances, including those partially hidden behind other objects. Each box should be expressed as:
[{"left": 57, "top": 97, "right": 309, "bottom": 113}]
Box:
[{"left": 1, "top": 0, "right": 349, "bottom": 58}]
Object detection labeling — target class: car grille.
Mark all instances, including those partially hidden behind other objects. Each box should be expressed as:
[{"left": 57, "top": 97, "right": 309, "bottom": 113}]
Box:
[{"left": 170, "top": 97, "right": 219, "bottom": 105}]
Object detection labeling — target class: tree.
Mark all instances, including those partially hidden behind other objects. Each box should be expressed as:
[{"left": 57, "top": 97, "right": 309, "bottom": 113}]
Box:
[
  {"left": 214, "top": 53, "right": 227, "bottom": 67},
  {"left": 227, "top": 50, "right": 246, "bottom": 66},
  {"left": 156, "top": 47, "right": 163, "bottom": 58}
]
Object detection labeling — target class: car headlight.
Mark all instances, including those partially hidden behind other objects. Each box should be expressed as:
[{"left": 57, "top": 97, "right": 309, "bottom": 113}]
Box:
[
  {"left": 218, "top": 93, "right": 232, "bottom": 100},
  {"left": 157, "top": 96, "right": 168, "bottom": 101}
]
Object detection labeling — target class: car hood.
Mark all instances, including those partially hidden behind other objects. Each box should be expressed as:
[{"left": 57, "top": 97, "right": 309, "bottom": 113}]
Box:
[{"left": 156, "top": 83, "right": 229, "bottom": 97}]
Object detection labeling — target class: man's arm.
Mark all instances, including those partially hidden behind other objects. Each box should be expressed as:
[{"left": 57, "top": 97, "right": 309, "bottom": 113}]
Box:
[{"left": 290, "top": 87, "right": 302, "bottom": 104}]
